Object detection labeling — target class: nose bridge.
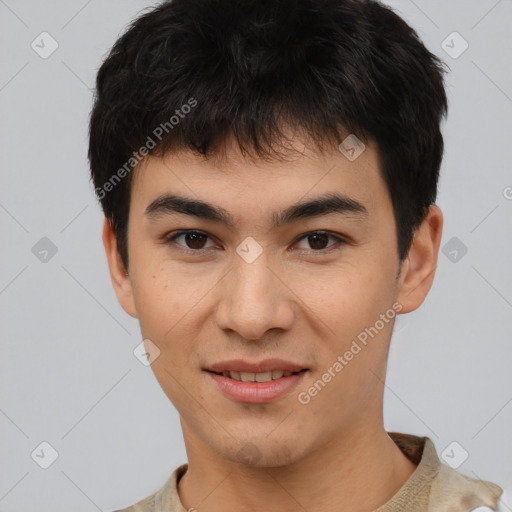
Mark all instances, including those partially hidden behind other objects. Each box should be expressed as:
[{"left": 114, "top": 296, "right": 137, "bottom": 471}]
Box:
[{"left": 214, "top": 247, "right": 294, "bottom": 339}]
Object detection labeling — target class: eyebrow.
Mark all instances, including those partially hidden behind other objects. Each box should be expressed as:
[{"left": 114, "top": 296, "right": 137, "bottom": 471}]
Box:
[{"left": 144, "top": 192, "right": 368, "bottom": 230}]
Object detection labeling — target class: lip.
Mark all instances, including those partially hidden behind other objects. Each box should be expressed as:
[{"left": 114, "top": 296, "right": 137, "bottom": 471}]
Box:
[
  {"left": 205, "top": 369, "right": 309, "bottom": 404},
  {"left": 204, "top": 358, "right": 308, "bottom": 373}
]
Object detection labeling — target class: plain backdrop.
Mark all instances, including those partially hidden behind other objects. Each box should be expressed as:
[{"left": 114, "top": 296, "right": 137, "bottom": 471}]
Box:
[{"left": 1, "top": 1, "right": 511, "bottom": 511}]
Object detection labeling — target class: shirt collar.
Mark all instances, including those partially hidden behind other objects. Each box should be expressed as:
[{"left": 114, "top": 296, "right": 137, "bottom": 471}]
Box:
[{"left": 151, "top": 432, "right": 502, "bottom": 512}]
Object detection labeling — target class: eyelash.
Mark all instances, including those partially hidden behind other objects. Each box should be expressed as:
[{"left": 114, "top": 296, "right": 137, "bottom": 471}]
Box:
[{"left": 163, "top": 230, "right": 347, "bottom": 255}]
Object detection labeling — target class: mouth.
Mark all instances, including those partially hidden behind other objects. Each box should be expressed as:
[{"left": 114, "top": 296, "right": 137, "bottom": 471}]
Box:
[
  {"left": 205, "top": 368, "right": 309, "bottom": 382},
  {"left": 204, "top": 368, "right": 309, "bottom": 404}
]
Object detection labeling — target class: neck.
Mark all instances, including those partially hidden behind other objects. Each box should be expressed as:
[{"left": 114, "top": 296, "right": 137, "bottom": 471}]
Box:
[{"left": 178, "top": 425, "right": 417, "bottom": 512}]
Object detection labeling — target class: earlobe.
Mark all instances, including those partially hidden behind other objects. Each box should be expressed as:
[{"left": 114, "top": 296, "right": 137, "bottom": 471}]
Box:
[
  {"left": 396, "top": 205, "right": 443, "bottom": 314},
  {"left": 102, "top": 217, "right": 138, "bottom": 318}
]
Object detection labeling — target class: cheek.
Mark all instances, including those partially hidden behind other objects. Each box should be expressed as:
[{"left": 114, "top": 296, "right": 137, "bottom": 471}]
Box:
[
  {"left": 300, "top": 261, "right": 393, "bottom": 329},
  {"left": 301, "top": 254, "right": 397, "bottom": 376},
  {"left": 131, "top": 264, "right": 218, "bottom": 373},
  {"left": 131, "top": 265, "right": 186, "bottom": 345}
]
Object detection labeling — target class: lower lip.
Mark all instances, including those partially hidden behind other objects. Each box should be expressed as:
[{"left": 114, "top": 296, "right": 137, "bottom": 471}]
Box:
[{"left": 205, "top": 371, "right": 308, "bottom": 404}]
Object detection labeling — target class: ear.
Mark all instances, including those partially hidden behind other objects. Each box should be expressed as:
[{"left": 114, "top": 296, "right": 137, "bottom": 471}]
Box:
[
  {"left": 396, "top": 205, "right": 443, "bottom": 314},
  {"left": 102, "top": 217, "right": 138, "bottom": 318}
]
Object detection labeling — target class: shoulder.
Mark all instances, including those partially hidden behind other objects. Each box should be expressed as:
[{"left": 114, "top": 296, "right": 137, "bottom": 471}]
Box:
[
  {"left": 431, "top": 460, "right": 506, "bottom": 511},
  {"left": 469, "top": 488, "right": 512, "bottom": 512},
  {"left": 390, "top": 434, "right": 507, "bottom": 512},
  {"left": 111, "top": 463, "right": 189, "bottom": 512},
  {"left": 112, "top": 492, "right": 157, "bottom": 512}
]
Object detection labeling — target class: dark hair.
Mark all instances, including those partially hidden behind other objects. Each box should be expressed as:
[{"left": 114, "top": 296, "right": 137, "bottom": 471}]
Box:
[{"left": 88, "top": 0, "right": 448, "bottom": 271}]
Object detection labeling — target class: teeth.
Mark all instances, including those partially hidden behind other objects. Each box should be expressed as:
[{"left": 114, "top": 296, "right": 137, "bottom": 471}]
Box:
[
  {"left": 220, "top": 370, "right": 298, "bottom": 381},
  {"left": 255, "top": 371, "right": 272, "bottom": 382}
]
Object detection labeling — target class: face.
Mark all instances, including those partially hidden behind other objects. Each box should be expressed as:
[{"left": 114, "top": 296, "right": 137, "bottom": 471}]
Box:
[{"left": 104, "top": 134, "right": 441, "bottom": 468}]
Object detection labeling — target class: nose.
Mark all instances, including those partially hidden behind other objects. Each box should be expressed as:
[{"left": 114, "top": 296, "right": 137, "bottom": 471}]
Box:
[{"left": 213, "top": 249, "right": 295, "bottom": 341}]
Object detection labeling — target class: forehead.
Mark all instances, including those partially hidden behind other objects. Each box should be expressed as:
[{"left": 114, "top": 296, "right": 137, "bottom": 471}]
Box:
[{"left": 130, "top": 133, "right": 388, "bottom": 224}]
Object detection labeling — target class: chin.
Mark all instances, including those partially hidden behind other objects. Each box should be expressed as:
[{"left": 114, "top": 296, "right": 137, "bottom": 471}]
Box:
[{"left": 225, "top": 438, "right": 306, "bottom": 468}]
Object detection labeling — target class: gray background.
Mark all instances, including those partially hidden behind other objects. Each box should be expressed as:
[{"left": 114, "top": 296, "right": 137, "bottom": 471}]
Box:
[{"left": 1, "top": 1, "right": 511, "bottom": 511}]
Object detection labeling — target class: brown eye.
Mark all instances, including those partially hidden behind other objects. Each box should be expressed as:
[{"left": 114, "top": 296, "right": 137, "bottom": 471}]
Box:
[
  {"left": 294, "top": 231, "right": 345, "bottom": 252},
  {"left": 306, "top": 233, "right": 329, "bottom": 250},
  {"left": 182, "top": 232, "right": 208, "bottom": 249},
  {"left": 164, "top": 229, "right": 346, "bottom": 255},
  {"left": 166, "top": 230, "right": 215, "bottom": 251}
]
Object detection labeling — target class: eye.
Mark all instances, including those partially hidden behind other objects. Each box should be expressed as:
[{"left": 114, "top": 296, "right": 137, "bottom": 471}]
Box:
[
  {"left": 165, "top": 230, "right": 216, "bottom": 252},
  {"left": 164, "top": 229, "right": 346, "bottom": 255},
  {"left": 293, "top": 231, "right": 345, "bottom": 252}
]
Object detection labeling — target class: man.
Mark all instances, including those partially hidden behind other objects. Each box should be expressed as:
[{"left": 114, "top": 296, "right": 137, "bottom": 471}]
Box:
[{"left": 88, "top": 0, "right": 508, "bottom": 510}]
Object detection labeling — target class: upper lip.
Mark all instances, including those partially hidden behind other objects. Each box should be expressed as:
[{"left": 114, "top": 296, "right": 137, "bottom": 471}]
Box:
[{"left": 204, "top": 359, "right": 308, "bottom": 374}]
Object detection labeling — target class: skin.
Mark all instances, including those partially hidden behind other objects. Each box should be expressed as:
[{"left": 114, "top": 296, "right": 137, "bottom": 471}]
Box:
[{"left": 103, "top": 132, "right": 443, "bottom": 512}]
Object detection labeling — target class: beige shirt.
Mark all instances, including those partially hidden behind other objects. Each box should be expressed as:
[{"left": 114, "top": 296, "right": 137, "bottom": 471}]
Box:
[{"left": 114, "top": 432, "right": 504, "bottom": 512}]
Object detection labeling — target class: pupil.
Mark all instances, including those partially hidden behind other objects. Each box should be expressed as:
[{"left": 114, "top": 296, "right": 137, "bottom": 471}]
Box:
[
  {"left": 186, "top": 232, "right": 207, "bottom": 249},
  {"left": 309, "top": 233, "right": 328, "bottom": 250}
]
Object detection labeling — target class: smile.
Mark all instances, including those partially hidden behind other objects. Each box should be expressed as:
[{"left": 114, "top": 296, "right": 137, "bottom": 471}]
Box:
[
  {"left": 211, "top": 369, "right": 307, "bottom": 382},
  {"left": 205, "top": 369, "right": 309, "bottom": 403}
]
